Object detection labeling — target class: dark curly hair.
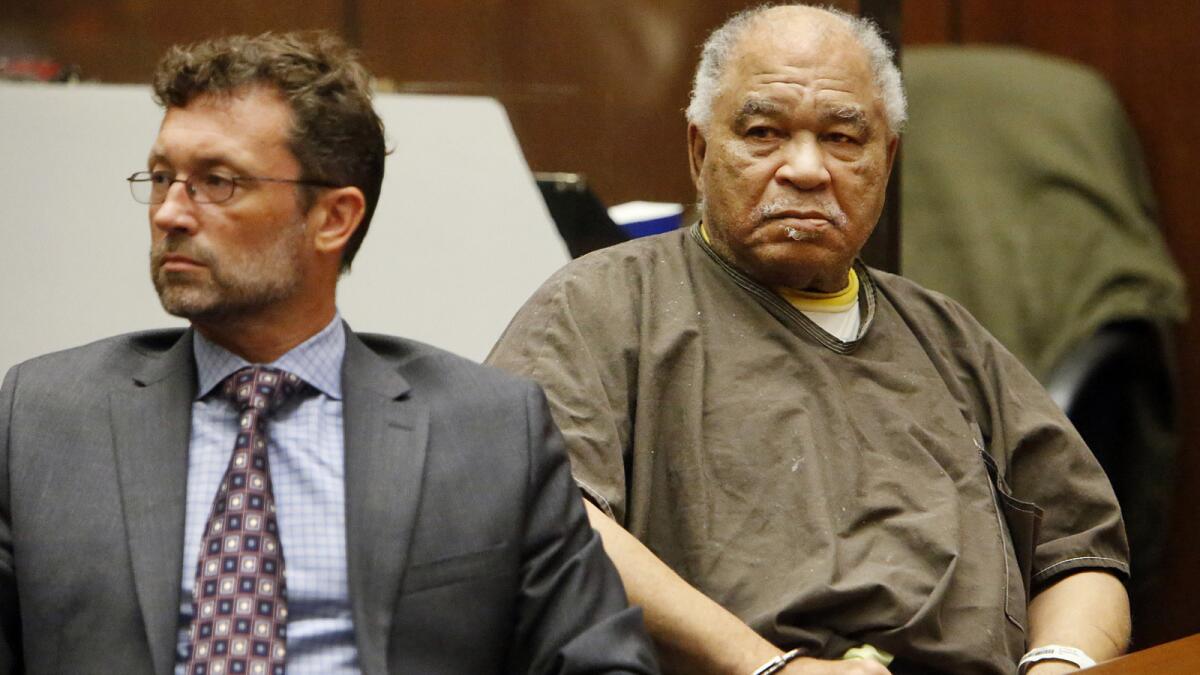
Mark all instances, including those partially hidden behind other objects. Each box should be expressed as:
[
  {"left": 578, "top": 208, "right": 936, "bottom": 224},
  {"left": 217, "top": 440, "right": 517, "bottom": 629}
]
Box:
[{"left": 153, "top": 31, "right": 385, "bottom": 272}]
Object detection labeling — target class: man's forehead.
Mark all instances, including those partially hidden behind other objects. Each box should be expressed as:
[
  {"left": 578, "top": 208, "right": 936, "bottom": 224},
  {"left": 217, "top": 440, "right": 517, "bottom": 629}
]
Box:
[
  {"left": 150, "top": 86, "right": 295, "bottom": 167},
  {"left": 716, "top": 10, "right": 881, "bottom": 119},
  {"left": 151, "top": 109, "right": 248, "bottom": 163}
]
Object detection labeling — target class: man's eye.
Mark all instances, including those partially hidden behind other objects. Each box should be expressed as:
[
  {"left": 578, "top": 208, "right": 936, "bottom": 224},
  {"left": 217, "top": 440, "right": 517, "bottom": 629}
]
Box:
[
  {"left": 824, "top": 132, "right": 858, "bottom": 144},
  {"left": 200, "top": 174, "right": 234, "bottom": 188},
  {"left": 150, "top": 171, "right": 174, "bottom": 185},
  {"left": 745, "top": 126, "right": 779, "bottom": 139}
]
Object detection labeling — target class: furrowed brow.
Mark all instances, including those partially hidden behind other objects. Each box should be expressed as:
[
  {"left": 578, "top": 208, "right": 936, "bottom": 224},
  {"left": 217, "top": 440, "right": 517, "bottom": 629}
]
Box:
[
  {"left": 733, "top": 98, "right": 784, "bottom": 127},
  {"left": 823, "top": 105, "right": 870, "bottom": 133}
]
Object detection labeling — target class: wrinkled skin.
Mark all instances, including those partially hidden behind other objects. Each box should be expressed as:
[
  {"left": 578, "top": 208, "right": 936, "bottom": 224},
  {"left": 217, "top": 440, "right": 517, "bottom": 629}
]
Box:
[{"left": 689, "top": 8, "right": 898, "bottom": 293}]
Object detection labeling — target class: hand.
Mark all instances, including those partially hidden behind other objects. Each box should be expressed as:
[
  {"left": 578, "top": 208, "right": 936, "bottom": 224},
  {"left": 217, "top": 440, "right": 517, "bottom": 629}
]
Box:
[{"left": 780, "top": 656, "right": 891, "bottom": 674}]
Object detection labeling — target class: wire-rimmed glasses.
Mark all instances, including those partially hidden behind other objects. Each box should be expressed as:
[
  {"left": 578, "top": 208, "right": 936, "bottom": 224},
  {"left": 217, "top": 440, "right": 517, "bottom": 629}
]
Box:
[{"left": 127, "top": 170, "right": 340, "bottom": 204}]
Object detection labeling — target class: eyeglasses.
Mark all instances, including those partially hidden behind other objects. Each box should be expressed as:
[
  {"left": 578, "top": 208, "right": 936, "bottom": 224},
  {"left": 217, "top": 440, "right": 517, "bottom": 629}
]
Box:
[{"left": 127, "top": 170, "right": 341, "bottom": 205}]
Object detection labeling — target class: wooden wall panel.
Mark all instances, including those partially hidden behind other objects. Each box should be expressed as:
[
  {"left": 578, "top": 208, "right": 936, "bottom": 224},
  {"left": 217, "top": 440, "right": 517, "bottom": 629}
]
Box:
[
  {"left": 902, "top": 0, "right": 955, "bottom": 43},
  {"left": 499, "top": 1, "right": 705, "bottom": 204},
  {"left": 1, "top": 1, "right": 345, "bottom": 84},
  {"left": 359, "top": 1, "right": 506, "bottom": 85}
]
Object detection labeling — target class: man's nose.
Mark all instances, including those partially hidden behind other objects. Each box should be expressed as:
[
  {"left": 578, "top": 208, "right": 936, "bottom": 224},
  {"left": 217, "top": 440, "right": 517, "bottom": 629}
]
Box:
[
  {"left": 775, "top": 135, "right": 831, "bottom": 190},
  {"left": 150, "top": 180, "right": 199, "bottom": 234}
]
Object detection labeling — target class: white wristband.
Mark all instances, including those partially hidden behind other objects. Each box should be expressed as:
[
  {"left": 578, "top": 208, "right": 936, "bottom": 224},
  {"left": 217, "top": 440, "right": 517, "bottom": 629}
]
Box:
[
  {"left": 1018, "top": 645, "right": 1096, "bottom": 673},
  {"left": 751, "top": 648, "right": 801, "bottom": 675}
]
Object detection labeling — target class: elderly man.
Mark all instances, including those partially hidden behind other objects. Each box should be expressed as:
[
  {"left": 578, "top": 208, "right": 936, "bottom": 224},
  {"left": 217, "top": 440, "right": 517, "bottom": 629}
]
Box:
[
  {"left": 0, "top": 32, "right": 657, "bottom": 675},
  {"left": 488, "top": 5, "right": 1130, "bottom": 675}
]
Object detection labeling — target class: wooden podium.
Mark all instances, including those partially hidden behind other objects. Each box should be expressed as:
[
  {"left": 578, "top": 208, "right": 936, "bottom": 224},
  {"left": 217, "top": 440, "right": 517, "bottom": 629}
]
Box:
[{"left": 1083, "top": 633, "right": 1200, "bottom": 673}]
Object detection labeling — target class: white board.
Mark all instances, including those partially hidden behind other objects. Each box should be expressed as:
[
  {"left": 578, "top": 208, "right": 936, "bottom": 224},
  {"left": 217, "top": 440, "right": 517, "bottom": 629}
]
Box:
[{"left": 0, "top": 82, "right": 568, "bottom": 371}]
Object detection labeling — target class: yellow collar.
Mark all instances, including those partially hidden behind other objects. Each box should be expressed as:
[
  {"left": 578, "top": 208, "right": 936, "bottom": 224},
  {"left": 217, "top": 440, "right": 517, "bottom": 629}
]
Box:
[{"left": 776, "top": 269, "right": 859, "bottom": 313}]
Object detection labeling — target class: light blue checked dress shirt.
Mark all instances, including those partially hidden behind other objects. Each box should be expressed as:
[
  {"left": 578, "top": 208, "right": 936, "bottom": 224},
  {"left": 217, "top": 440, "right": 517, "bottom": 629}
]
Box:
[{"left": 174, "top": 315, "right": 360, "bottom": 674}]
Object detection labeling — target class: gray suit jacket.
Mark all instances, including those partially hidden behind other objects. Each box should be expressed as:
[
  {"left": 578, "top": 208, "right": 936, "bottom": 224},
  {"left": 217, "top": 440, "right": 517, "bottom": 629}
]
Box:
[{"left": 0, "top": 326, "right": 656, "bottom": 674}]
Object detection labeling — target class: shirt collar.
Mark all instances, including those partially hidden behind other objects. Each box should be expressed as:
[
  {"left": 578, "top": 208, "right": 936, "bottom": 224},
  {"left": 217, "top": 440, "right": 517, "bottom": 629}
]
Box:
[{"left": 193, "top": 312, "right": 346, "bottom": 401}]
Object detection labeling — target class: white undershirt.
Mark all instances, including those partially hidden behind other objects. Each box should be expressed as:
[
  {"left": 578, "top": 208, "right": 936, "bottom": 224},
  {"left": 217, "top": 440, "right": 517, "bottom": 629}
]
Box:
[{"left": 801, "top": 300, "right": 861, "bottom": 342}]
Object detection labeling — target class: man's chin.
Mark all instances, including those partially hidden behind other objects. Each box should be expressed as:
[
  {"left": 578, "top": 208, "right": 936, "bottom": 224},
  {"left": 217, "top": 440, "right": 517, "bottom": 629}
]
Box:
[
  {"left": 156, "top": 287, "right": 220, "bottom": 320},
  {"left": 743, "top": 248, "right": 854, "bottom": 292}
]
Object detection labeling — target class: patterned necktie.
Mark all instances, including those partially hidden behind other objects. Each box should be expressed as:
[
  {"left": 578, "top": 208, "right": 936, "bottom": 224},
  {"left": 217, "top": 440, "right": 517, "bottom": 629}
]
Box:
[{"left": 185, "top": 366, "right": 306, "bottom": 675}]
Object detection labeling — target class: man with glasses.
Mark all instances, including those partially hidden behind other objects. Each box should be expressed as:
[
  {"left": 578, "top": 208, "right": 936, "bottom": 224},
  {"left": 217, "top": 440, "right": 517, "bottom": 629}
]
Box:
[{"left": 0, "top": 32, "right": 656, "bottom": 675}]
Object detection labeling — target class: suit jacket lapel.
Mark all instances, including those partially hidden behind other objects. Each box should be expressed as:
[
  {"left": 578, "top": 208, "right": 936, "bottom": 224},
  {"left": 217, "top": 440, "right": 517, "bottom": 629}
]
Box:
[
  {"left": 109, "top": 330, "right": 195, "bottom": 675},
  {"left": 341, "top": 327, "right": 427, "bottom": 675}
]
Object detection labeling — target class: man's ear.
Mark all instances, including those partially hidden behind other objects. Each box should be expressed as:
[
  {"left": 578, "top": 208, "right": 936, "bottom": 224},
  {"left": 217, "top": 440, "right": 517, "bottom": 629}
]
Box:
[
  {"left": 885, "top": 134, "right": 900, "bottom": 177},
  {"left": 687, "top": 123, "right": 707, "bottom": 190},
  {"left": 311, "top": 186, "right": 366, "bottom": 258}
]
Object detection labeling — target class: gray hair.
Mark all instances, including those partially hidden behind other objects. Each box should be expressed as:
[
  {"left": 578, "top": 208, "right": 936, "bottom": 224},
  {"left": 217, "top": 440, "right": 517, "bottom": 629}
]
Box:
[{"left": 685, "top": 3, "right": 907, "bottom": 135}]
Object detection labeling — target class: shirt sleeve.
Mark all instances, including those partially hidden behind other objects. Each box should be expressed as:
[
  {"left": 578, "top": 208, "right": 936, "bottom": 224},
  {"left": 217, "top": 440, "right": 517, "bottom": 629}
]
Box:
[
  {"left": 487, "top": 264, "right": 640, "bottom": 525},
  {"left": 939, "top": 297, "right": 1132, "bottom": 588}
]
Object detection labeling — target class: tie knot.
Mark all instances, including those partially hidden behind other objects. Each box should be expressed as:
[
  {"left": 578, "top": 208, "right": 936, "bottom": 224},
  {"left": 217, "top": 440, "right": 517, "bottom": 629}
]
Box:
[{"left": 220, "top": 366, "right": 306, "bottom": 415}]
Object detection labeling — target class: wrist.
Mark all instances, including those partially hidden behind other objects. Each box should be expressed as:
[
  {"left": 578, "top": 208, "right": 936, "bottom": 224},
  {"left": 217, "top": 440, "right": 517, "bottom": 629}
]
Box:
[
  {"left": 1026, "top": 663, "right": 1082, "bottom": 675},
  {"left": 751, "top": 648, "right": 801, "bottom": 675},
  {"left": 1018, "top": 645, "right": 1095, "bottom": 674}
]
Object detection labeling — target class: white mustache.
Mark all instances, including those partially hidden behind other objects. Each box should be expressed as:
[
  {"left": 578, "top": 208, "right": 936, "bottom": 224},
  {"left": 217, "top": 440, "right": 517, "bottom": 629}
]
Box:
[{"left": 757, "top": 199, "right": 848, "bottom": 229}]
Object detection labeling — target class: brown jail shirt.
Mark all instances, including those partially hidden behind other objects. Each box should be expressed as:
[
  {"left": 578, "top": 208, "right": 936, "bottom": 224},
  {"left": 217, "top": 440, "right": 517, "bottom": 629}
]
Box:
[{"left": 487, "top": 225, "right": 1128, "bottom": 675}]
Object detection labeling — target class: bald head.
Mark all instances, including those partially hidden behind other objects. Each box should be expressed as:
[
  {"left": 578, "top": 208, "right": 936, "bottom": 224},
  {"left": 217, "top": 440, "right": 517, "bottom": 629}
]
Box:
[{"left": 686, "top": 4, "right": 906, "bottom": 136}]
